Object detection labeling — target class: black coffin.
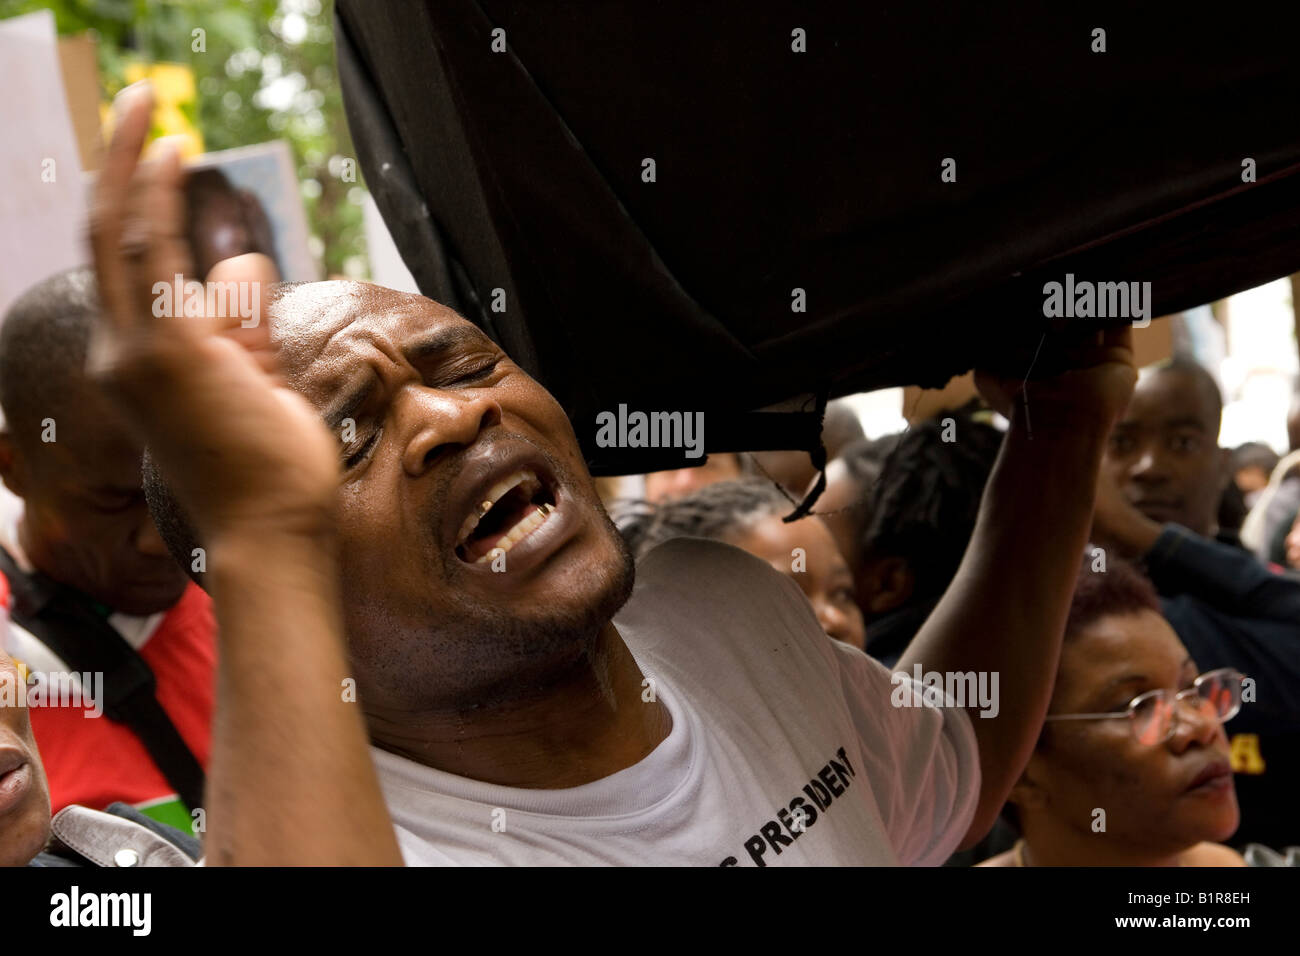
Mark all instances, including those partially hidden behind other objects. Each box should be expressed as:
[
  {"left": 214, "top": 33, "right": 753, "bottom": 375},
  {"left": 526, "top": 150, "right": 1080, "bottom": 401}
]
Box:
[{"left": 334, "top": 1, "right": 1300, "bottom": 475}]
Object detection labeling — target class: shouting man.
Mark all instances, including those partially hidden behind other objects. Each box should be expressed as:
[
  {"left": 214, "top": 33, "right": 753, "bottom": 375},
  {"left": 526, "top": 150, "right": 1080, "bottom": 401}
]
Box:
[{"left": 85, "top": 84, "right": 1136, "bottom": 866}]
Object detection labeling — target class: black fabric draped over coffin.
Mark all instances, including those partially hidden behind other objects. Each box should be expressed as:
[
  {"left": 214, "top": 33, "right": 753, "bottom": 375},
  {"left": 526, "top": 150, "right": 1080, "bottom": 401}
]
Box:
[{"left": 333, "top": 2, "right": 1300, "bottom": 475}]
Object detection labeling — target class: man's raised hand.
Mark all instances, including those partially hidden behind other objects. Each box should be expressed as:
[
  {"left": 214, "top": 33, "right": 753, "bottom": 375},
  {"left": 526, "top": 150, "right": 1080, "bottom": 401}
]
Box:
[
  {"left": 975, "top": 324, "right": 1137, "bottom": 436},
  {"left": 86, "top": 83, "right": 339, "bottom": 546}
]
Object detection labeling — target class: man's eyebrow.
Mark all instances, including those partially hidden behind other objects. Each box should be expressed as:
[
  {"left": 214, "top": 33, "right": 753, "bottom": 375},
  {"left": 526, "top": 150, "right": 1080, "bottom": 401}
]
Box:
[
  {"left": 323, "top": 379, "right": 375, "bottom": 432},
  {"left": 319, "top": 327, "right": 496, "bottom": 430},
  {"left": 406, "top": 324, "right": 498, "bottom": 361}
]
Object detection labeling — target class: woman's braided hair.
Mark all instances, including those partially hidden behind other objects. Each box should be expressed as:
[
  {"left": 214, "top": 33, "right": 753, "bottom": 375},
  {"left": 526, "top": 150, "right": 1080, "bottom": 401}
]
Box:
[{"left": 862, "top": 408, "right": 1005, "bottom": 599}]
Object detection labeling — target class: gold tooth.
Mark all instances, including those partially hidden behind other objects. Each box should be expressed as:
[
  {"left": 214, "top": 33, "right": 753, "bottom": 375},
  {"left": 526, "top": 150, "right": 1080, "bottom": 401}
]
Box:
[{"left": 478, "top": 500, "right": 494, "bottom": 518}]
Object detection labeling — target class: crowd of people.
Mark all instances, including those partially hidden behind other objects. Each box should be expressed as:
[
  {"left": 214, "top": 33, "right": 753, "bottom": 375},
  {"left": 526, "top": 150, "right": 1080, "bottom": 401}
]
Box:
[
  {"left": 1, "top": 83, "right": 1298, "bottom": 868},
  {"left": 627, "top": 367, "right": 1300, "bottom": 864}
]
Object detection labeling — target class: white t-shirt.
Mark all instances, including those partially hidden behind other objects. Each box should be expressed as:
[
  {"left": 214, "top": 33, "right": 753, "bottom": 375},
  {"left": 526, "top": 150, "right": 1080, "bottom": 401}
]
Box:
[{"left": 374, "top": 538, "right": 980, "bottom": 866}]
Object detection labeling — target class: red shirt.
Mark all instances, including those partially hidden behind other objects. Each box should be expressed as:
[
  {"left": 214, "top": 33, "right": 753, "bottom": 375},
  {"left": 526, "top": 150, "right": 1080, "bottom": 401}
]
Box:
[{"left": 28, "top": 582, "right": 215, "bottom": 817}]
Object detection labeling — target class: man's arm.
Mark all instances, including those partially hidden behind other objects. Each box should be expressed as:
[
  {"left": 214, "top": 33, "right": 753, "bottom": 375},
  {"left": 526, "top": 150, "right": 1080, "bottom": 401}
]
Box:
[
  {"left": 1147, "top": 523, "right": 1300, "bottom": 619},
  {"left": 1094, "top": 474, "right": 1300, "bottom": 621},
  {"left": 202, "top": 533, "right": 401, "bottom": 865},
  {"left": 898, "top": 330, "right": 1135, "bottom": 851},
  {"left": 88, "top": 84, "right": 401, "bottom": 865}
]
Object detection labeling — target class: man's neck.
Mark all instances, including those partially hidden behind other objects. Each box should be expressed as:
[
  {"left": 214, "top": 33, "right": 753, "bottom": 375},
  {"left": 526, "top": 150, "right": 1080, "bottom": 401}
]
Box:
[{"left": 368, "top": 621, "right": 672, "bottom": 789}]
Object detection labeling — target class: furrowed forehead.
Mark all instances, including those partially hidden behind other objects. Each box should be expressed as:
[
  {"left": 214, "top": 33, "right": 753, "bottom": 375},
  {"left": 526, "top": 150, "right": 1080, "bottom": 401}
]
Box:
[
  {"left": 266, "top": 281, "right": 427, "bottom": 351},
  {"left": 267, "top": 281, "right": 482, "bottom": 366},
  {"left": 263, "top": 280, "right": 496, "bottom": 407}
]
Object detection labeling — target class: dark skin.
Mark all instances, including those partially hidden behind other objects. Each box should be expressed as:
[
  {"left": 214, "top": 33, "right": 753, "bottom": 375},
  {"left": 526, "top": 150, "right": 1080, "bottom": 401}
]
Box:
[
  {"left": 0, "top": 651, "right": 52, "bottom": 866},
  {"left": 1098, "top": 367, "right": 1230, "bottom": 554},
  {"left": 89, "top": 87, "right": 1136, "bottom": 862},
  {"left": 268, "top": 282, "right": 671, "bottom": 787},
  {"left": 986, "top": 610, "right": 1241, "bottom": 866},
  {"left": 0, "top": 388, "right": 188, "bottom": 616}
]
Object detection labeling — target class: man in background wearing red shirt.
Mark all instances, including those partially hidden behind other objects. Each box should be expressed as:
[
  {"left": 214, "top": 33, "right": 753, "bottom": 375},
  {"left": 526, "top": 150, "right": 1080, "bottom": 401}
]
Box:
[{"left": 0, "top": 267, "right": 214, "bottom": 834}]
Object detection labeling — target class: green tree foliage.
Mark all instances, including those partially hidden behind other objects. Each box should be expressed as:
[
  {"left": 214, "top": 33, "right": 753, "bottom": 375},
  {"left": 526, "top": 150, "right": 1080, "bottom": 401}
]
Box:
[{"left": 1, "top": 0, "right": 367, "bottom": 278}]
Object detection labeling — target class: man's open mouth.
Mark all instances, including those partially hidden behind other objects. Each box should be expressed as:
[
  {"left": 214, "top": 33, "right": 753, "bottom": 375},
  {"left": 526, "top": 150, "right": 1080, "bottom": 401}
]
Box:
[{"left": 454, "top": 469, "right": 558, "bottom": 564}]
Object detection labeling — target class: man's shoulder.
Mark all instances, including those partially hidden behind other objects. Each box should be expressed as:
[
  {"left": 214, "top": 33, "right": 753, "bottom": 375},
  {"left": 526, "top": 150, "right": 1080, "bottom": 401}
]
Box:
[
  {"left": 635, "top": 535, "right": 782, "bottom": 582},
  {"left": 616, "top": 536, "right": 852, "bottom": 701},
  {"left": 620, "top": 537, "right": 822, "bottom": 645},
  {"left": 631, "top": 535, "right": 812, "bottom": 608}
]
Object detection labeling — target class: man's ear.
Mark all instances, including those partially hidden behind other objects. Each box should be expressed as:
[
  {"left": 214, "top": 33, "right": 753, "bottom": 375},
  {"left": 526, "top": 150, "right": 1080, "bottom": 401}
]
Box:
[
  {"left": 857, "top": 555, "right": 914, "bottom": 616},
  {"left": 0, "top": 431, "right": 27, "bottom": 498}
]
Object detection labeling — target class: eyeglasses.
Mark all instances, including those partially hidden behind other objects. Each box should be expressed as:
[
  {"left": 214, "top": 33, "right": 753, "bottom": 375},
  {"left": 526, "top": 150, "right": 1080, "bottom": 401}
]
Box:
[{"left": 1044, "top": 668, "right": 1245, "bottom": 745}]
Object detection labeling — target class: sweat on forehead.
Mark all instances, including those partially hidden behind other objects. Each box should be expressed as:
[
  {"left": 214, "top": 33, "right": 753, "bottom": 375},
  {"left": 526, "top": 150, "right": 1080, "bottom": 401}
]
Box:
[{"left": 264, "top": 280, "right": 480, "bottom": 370}]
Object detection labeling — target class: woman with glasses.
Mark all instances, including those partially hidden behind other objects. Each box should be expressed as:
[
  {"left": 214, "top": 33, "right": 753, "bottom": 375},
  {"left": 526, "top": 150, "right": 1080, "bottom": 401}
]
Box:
[{"left": 981, "top": 557, "right": 1246, "bottom": 867}]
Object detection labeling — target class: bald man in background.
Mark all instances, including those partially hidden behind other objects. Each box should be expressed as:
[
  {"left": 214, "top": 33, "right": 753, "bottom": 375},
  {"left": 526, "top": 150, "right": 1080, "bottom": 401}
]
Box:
[{"left": 0, "top": 268, "right": 215, "bottom": 830}]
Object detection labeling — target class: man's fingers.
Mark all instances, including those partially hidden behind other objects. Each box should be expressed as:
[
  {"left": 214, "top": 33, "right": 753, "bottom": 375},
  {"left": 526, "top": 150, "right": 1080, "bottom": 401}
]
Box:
[
  {"left": 135, "top": 136, "right": 195, "bottom": 320},
  {"left": 88, "top": 82, "right": 156, "bottom": 332},
  {"left": 104, "top": 83, "right": 155, "bottom": 187}
]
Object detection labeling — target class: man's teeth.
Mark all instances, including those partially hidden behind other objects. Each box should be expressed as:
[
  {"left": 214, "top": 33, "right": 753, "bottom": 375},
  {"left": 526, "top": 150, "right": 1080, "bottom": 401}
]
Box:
[
  {"left": 456, "top": 469, "right": 541, "bottom": 545},
  {"left": 473, "top": 503, "right": 552, "bottom": 563}
]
